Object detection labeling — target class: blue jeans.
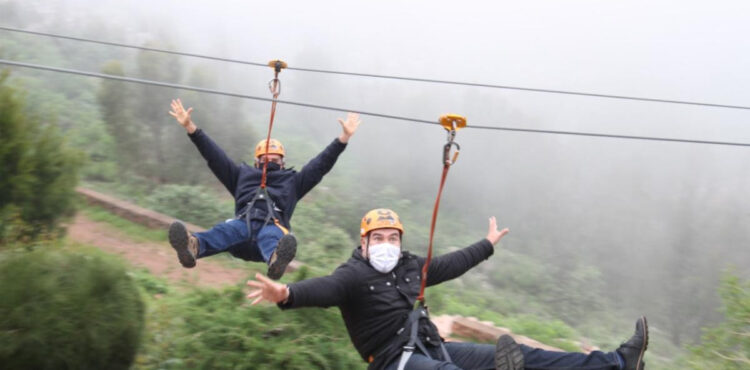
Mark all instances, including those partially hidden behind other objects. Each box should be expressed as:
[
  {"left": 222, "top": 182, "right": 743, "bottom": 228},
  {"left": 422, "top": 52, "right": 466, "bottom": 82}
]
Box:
[
  {"left": 193, "top": 219, "right": 284, "bottom": 263},
  {"left": 383, "top": 342, "right": 621, "bottom": 370}
]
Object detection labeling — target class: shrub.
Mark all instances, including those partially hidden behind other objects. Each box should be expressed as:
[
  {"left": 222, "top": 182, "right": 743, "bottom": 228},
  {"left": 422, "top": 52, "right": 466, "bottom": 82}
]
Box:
[
  {"left": 139, "top": 284, "right": 364, "bottom": 369},
  {"left": 682, "top": 271, "right": 750, "bottom": 369},
  {"left": 0, "top": 249, "right": 145, "bottom": 369},
  {"left": 144, "top": 184, "right": 231, "bottom": 228},
  {"left": 0, "top": 71, "right": 82, "bottom": 244}
]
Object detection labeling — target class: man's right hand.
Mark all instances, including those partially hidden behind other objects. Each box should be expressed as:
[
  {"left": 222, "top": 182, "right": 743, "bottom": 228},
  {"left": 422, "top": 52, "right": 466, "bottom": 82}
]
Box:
[
  {"left": 247, "top": 273, "right": 290, "bottom": 305},
  {"left": 169, "top": 98, "right": 197, "bottom": 134}
]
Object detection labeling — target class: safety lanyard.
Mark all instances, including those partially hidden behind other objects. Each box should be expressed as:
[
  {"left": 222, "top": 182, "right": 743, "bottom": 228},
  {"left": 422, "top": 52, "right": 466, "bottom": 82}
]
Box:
[
  {"left": 259, "top": 60, "right": 287, "bottom": 189},
  {"left": 416, "top": 114, "right": 466, "bottom": 304}
]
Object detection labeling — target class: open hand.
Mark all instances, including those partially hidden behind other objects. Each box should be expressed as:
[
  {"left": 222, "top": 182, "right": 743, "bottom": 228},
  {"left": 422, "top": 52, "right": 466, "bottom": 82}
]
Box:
[
  {"left": 337, "top": 112, "right": 361, "bottom": 143},
  {"left": 486, "top": 216, "right": 509, "bottom": 245},
  {"left": 169, "top": 99, "right": 197, "bottom": 133},
  {"left": 246, "top": 273, "right": 289, "bottom": 305}
]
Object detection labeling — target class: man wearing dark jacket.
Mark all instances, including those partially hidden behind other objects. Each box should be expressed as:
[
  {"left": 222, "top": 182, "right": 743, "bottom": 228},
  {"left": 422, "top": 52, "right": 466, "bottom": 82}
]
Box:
[
  {"left": 247, "top": 208, "right": 650, "bottom": 370},
  {"left": 167, "top": 98, "right": 360, "bottom": 279}
]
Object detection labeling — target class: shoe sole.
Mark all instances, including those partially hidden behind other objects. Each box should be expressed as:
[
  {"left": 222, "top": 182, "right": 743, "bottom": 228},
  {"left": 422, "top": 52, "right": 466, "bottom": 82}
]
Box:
[
  {"left": 495, "top": 334, "right": 524, "bottom": 370},
  {"left": 267, "top": 234, "right": 297, "bottom": 280},
  {"left": 637, "top": 316, "right": 649, "bottom": 370},
  {"left": 169, "top": 221, "right": 196, "bottom": 268}
]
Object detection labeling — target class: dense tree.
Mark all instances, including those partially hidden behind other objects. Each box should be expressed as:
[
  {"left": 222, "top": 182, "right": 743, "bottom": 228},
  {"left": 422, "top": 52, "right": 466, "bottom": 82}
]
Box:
[
  {"left": 0, "top": 71, "right": 82, "bottom": 243},
  {"left": 134, "top": 43, "right": 182, "bottom": 183},
  {"left": 98, "top": 60, "right": 140, "bottom": 176}
]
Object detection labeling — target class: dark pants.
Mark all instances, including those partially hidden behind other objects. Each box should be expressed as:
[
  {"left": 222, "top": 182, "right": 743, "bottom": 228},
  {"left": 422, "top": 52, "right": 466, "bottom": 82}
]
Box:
[
  {"left": 383, "top": 342, "right": 621, "bottom": 370},
  {"left": 194, "top": 219, "right": 284, "bottom": 262}
]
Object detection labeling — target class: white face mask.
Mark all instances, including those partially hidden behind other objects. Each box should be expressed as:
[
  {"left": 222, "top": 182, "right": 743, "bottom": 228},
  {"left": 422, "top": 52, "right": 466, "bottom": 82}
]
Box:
[{"left": 367, "top": 243, "right": 401, "bottom": 273}]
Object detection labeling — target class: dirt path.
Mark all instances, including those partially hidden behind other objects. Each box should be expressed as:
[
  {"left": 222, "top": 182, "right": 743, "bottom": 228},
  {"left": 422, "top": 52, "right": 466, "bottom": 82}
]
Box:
[{"left": 68, "top": 213, "right": 249, "bottom": 287}]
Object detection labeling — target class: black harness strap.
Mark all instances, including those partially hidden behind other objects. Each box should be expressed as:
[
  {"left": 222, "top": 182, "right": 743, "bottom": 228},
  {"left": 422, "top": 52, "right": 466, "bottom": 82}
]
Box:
[
  {"left": 395, "top": 303, "right": 452, "bottom": 370},
  {"left": 244, "top": 187, "right": 276, "bottom": 245}
]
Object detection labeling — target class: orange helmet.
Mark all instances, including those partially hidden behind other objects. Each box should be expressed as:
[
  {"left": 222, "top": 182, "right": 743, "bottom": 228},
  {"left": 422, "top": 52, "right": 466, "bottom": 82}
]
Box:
[
  {"left": 360, "top": 208, "right": 404, "bottom": 237},
  {"left": 254, "top": 138, "right": 285, "bottom": 158}
]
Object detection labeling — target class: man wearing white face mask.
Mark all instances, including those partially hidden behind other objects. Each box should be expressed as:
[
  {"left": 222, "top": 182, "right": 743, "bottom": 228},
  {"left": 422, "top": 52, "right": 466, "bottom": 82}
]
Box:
[{"left": 247, "top": 208, "right": 649, "bottom": 370}]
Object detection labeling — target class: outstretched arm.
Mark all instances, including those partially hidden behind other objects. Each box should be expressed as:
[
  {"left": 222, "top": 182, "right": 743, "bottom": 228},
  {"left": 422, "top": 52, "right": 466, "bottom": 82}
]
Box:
[
  {"left": 247, "top": 266, "right": 355, "bottom": 309},
  {"left": 425, "top": 216, "right": 509, "bottom": 286},
  {"left": 169, "top": 99, "right": 198, "bottom": 134},
  {"left": 337, "top": 112, "right": 361, "bottom": 143},
  {"left": 295, "top": 113, "right": 361, "bottom": 197}
]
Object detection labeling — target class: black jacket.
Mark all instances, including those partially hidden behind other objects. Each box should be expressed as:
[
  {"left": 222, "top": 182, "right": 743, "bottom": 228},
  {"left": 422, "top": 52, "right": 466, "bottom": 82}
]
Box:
[
  {"left": 279, "top": 239, "right": 494, "bottom": 369},
  {"left": 188, "top": 129, "right": 347, "bottom": 229}
]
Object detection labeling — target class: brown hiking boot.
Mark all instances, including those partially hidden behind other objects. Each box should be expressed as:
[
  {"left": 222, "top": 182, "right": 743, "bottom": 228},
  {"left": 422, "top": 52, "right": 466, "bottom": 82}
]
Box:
[
  {"left": 495, "top": 334, "right": 524, "bottom": 370},
  {"left": 267, "top": 233, "right": 297, "bottom": 280},
  {"left": 616, "top": 316, "right": 649, "bottom": 370},
  {"left": 169, "top": 221, "right": 198, "bottom": 268}
]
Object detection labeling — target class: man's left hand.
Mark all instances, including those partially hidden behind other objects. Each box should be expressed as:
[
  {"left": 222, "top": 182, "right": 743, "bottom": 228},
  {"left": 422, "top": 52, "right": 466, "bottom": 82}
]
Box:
[{"left": 486, "top": 216, "right": 509, "bottom": 245}]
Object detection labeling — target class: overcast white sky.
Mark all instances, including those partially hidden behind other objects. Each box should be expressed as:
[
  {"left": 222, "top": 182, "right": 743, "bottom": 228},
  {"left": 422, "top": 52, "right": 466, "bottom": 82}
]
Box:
[
  {"left": 130, "top": 1, "right": 750, "bottom": 141},
  {"left": 15, "top": 0, "right": 748, "bottom": 143}
]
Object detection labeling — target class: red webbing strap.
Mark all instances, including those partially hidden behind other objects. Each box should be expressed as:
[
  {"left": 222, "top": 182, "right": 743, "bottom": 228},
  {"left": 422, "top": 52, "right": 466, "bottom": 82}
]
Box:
[
  {"left": 260, "top": 70, "right": 281, "bottom": 189},
  {"left": 417, "top": 163, "right": 451, "bottom": 303}
]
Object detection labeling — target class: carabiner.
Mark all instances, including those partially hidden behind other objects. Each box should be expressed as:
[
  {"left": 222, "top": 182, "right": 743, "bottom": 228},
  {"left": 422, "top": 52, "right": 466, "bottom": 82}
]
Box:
[
  {"left": 268, "top": 78, "right": 282, "bottom": 96},
  {"left": 443, "top": 140, "right": 460, "bottom": 166}
]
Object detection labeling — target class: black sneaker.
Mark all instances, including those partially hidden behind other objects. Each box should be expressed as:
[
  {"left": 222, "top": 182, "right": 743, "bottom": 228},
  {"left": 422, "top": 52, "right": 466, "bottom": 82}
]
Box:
[
  {"left": 616, "top": 316, "right": 649, "bottom": 370},
  {"left": 169, "top": 221, "right": 197, "bottom": 268},
  {"left": 495, "top": 334, "right": 524, "bottom": 370},
  {"left": 267, "top": 233, "right": 297, "bottom": 280}
]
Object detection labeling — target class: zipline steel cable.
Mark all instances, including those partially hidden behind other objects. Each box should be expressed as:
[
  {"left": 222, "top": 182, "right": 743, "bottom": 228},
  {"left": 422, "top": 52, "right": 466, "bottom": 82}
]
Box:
[
  {"left": 1, "top": 25, "right": 749, "bottom": 112},
  {"left": 1, "top": 58, "right": 749, "bottom": 148}
]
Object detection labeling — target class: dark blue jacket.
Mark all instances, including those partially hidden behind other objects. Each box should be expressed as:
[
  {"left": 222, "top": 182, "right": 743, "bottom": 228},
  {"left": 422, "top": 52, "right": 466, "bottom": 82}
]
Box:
[
  {"left": 279, "top": 239, "right": 494, "bottom": 369},
  {"left": 188, "top": 129, "right": 347, "bottom": 229}
]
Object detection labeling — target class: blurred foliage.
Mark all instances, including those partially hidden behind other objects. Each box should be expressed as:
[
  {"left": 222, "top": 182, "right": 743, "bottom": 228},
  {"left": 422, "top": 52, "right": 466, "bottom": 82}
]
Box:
[
  {"left": 0, "top": 248, "right": 145, "bottom": 369},
  {"left": 0, "top": 71, "right": 83, "bottom": 244},
  {"left": 79, "top": 201, "right": 167, "bottom": 243},
  {"left": 144, "top": 184, "right": 233, "bottom": 228},
  {"left": 98, "top": 60, "right": 140, "bottom": 178},
  {"left": 136, "top": 271, "right": 364, "bottom": 370},
  {"left": 427, "top": 282, "right": 581, "bottom": 352},
  {"left": 681, "top": 271, "right": 750, "bottom": 369}
]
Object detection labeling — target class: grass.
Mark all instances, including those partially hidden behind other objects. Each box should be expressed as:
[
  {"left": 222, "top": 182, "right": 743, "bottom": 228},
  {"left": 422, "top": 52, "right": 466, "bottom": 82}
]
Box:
[
  {"left": 74, "top": 199, "right": 270, "bottom": 280},
  {"left": 77, "top": 200, "right": 167, "bottom": 243}
]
